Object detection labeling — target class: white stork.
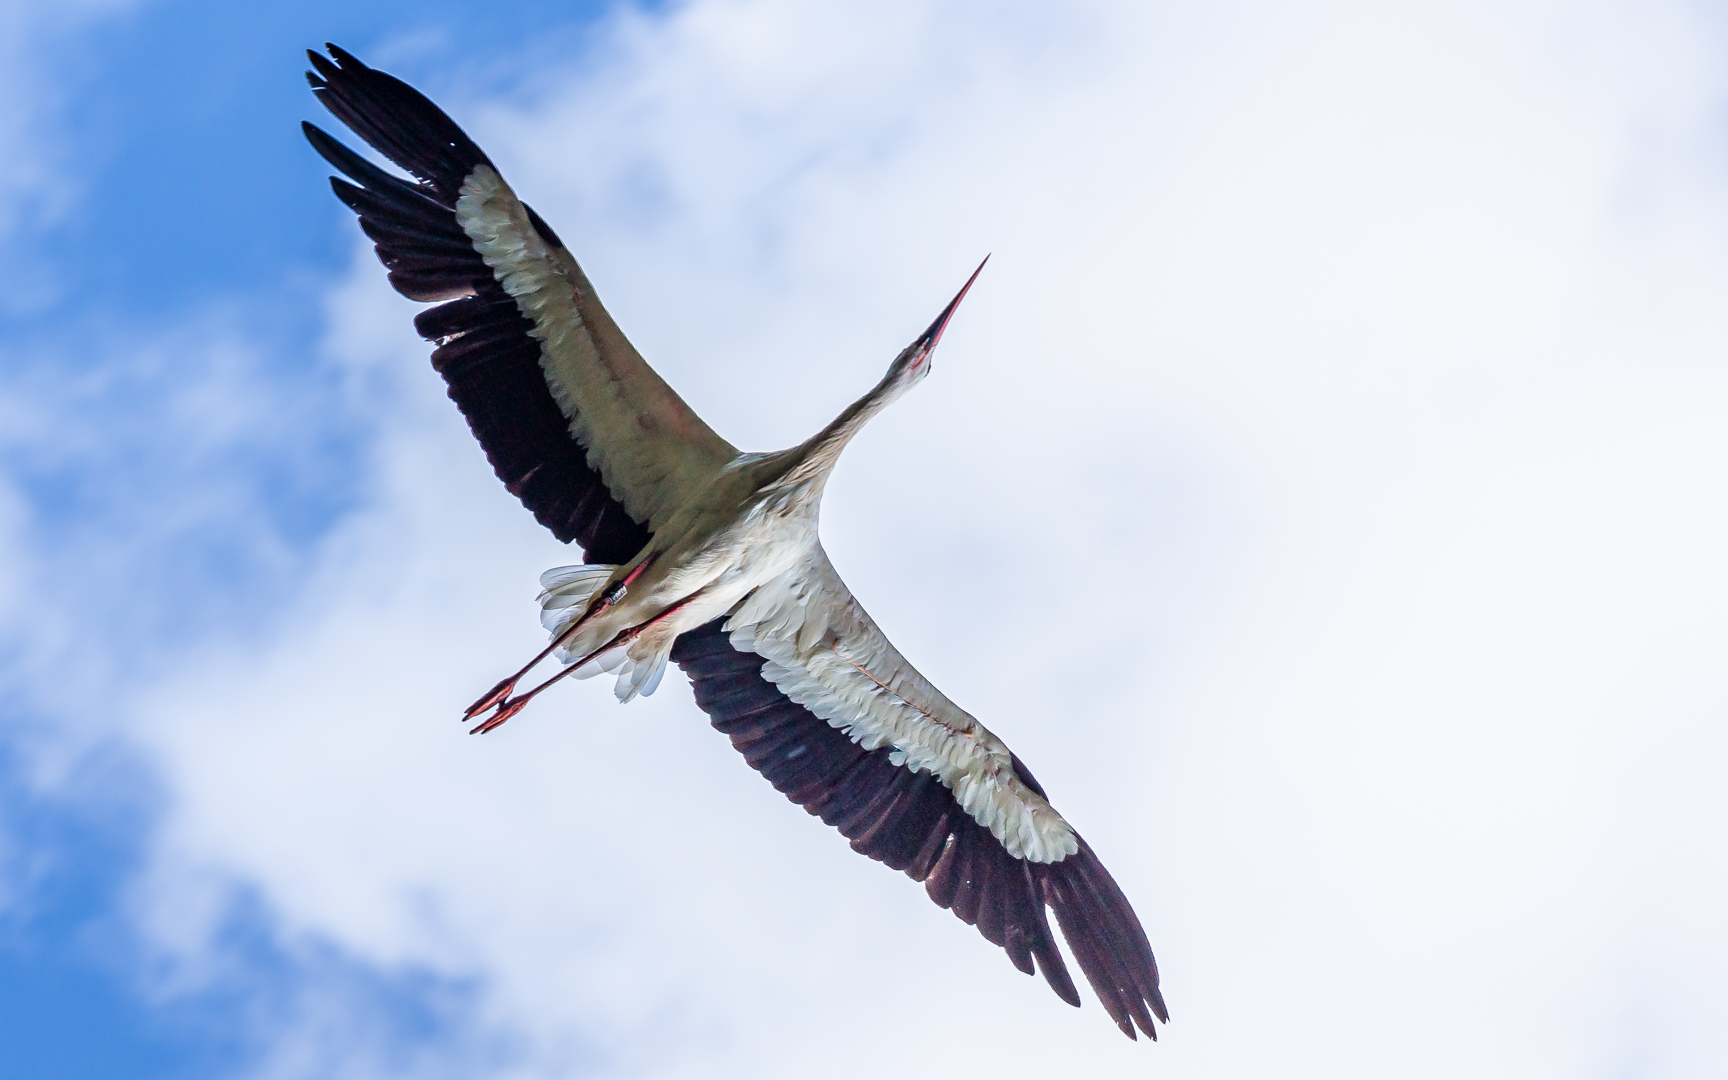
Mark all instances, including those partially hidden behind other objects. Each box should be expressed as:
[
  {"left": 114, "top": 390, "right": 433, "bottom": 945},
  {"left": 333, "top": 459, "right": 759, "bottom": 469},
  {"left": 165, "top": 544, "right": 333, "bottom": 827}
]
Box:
[{"left": 304, "top": 44, "right": 1167, "bottom": 1040}]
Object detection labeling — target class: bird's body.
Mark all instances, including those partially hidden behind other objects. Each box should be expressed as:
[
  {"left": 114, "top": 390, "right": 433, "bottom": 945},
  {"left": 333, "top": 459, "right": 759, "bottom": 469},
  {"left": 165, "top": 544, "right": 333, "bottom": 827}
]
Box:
[
  {"left": 541, "top": 450, "right": 821, "bottom": 699},
  {"left": 305, "top": 44, "right": 1167, "bottom": 1039}
]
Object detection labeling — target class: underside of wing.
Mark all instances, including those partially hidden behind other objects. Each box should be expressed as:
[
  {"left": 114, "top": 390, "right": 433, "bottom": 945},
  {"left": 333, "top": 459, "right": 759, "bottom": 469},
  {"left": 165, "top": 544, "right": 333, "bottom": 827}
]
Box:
[
  {"left": 303, "top": 45, "right": 733, "bottom": 555},
  {"left": 726, "top": 547, "right": 1077, "bottom": 862},
  {"left": 670, "top": 617, "right": 1167, "bottom": 1040}
]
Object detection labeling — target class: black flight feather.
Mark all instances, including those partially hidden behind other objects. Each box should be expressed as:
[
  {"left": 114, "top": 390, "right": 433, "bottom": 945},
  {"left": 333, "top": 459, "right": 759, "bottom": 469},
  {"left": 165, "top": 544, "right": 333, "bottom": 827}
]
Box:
[
  {"left": 670, "top": 617, "right": 1166, "bottom": 1038},
  {"left": 303, "top": 47, "right": 648, "bottom": 564}
]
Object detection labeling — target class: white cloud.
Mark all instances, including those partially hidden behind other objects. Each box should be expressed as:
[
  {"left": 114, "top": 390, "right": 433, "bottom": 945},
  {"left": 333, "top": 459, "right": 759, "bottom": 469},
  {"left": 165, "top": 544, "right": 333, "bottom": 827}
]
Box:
[
  {"left": 0, "top": 0, "right": 138, "bottom": 310},
  {"left": 99, "top": 0, "right": 1728, "bottom": 1076},
  {"left": 0, "top": 0, "right": 137, "bottom": 725}
]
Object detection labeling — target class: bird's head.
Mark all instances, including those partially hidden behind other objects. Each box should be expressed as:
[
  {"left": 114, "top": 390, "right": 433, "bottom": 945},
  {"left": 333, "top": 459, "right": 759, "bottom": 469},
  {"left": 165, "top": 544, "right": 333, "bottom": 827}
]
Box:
[{"left": 886, "top": 255, "right": 989, "bottom": 390}]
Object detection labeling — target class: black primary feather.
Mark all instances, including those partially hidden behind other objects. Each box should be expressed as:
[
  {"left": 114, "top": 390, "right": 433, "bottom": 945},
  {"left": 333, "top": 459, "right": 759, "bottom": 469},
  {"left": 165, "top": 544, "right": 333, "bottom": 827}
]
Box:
[
  {"left": 671, "top": 618, "right": 1167, "bottom": 1038},
  {"left": 303, "top": 47, "right": 648, "bottom": 564}
]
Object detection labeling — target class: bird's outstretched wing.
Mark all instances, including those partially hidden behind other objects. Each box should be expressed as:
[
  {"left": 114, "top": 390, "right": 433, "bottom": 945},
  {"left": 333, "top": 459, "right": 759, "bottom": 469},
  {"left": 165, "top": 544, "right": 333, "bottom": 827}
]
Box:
[
  {"left": 303, "top": 45, "right": 735, "bottom": 562},
  {"left": 670, "top": 548, "right": 1167, "bottom": 1039}
]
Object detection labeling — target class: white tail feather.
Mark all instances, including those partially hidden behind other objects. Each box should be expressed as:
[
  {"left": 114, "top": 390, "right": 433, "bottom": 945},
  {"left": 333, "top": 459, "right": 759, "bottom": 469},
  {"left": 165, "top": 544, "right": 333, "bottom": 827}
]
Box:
[
  {"left": 536, "top": 561, "right": 671, "bottom": 704},
  {"left": 568, "top": 644, "right": 631, "bottom": 676},
  {"left": 537, "top": 564, "right": 618, "bottom": 635},
  {"left": 616, "top": 650, "right": 669, "bottom": 702}
]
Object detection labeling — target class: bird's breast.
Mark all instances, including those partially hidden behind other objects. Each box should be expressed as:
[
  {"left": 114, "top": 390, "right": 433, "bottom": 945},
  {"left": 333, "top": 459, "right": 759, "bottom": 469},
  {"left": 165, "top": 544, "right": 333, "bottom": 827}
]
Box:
[{"left": 634, "top": 501, "right": 816, "bottom": 626}]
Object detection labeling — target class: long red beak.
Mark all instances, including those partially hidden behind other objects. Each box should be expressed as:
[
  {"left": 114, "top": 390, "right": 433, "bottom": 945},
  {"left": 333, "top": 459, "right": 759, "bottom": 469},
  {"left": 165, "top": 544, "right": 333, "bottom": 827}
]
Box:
[{"left": 914, "top": 255, "right": 989, "bottom": 351}]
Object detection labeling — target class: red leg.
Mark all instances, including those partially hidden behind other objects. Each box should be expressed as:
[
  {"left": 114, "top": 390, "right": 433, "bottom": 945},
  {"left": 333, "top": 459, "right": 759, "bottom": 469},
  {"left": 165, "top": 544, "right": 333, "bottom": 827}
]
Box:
[
  {"left": 470, "top": 588, "right": 702, "bottom": 734},
  {"left": 461, "top": 553, "right": 660, "bottom": 720}
]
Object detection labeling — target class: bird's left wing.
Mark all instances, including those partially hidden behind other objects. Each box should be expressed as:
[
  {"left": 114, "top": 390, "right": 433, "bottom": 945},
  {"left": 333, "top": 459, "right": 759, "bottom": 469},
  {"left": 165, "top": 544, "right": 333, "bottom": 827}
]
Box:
[
  {"left": 670, "top": 548, "right": 1167, "bottom": 1039},
  {"left": 304, "top": 45, "right": 735, "bottom": 550}
]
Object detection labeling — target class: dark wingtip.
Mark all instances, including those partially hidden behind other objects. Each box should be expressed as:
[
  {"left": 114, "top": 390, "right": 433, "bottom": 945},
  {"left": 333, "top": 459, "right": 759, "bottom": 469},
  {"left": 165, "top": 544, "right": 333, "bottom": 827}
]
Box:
[
  {"left": 325, "top": 42, "right": 361, "bottom": 67},
  {"left": 301, "top": 41, "right": 493, "bottom": 201},
  {"left": 306, "top": 49, "right": 338, "bottom": 84},
  {"left": 301, "top": 120, "right": 343, "bottom": 165},
  {"left": 913, "top": 254, "right": 990, "bottom": 352},
  {"left": 1033, "top": 839, "right": 1166, "bottom": 1042}
]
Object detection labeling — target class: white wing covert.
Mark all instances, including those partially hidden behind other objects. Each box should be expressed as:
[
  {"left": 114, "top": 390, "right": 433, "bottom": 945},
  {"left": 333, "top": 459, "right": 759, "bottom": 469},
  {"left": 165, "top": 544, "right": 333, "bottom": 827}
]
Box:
[
  {"left": 672, "top": 563, "right": 1169, "bottom": 1038},
  {"left": 306, "top": 45, "right": 735, "bottom": 543},
  {"left": 726, "top": 546, "right": 1079, "bottom": 863},
  {"left": 453, "top": 167, "right": 738, "bottom": 531}
]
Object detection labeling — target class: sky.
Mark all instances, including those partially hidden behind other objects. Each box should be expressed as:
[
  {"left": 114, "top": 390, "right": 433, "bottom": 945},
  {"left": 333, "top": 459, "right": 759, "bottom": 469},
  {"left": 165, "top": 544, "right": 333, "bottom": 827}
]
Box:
[{"left": 1, "top": 0, "right": 1726, "bottom": 1077}]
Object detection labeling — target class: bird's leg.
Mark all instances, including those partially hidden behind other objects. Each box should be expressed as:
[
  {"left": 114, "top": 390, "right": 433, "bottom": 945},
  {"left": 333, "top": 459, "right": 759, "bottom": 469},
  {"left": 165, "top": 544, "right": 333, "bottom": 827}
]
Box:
[
  {"left": 469, "top": 589, "right": 703, "bottom": 735},
  {"left": 462, "top": 552, "right": 659, "bottom": 721}
]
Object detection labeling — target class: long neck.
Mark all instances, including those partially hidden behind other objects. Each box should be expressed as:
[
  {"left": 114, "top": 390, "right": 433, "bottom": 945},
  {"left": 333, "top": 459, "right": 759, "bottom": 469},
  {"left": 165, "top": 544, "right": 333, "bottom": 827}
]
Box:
[{"left": 777, "top": 371, "right": 908, "bottom": 493}]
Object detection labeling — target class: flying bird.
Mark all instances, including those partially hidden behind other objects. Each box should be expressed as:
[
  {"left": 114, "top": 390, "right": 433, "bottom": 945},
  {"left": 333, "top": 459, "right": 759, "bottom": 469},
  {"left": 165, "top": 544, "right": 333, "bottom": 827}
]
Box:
[{"left": 303, "top": 44, "right": 1167, "bottom": 1040}]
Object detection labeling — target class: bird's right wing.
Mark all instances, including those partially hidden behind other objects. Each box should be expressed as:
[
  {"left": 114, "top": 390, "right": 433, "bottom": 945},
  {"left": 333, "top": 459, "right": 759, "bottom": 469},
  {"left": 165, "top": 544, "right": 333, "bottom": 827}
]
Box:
[
  {"left": 671, "top": 548, "right": 1166, "bottom": 1039},
  {"left": 304, "top": 45, "right": 736, "bottom": 561}
]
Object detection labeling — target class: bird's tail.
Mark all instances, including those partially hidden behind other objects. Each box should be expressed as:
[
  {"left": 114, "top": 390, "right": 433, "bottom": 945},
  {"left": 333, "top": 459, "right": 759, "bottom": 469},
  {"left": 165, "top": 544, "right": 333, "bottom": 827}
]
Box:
[
  {"left": 538, "top": 563, "right": 674, "bottom": 701},
  {"left": 538, "top": 564, "right": 618, "bottom": 644}
]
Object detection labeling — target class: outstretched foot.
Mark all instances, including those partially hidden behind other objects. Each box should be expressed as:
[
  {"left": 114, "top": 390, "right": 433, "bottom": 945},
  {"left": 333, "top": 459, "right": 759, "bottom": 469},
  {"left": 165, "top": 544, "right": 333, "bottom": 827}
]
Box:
[
  {"left": 471, "top": 695, "right": 530, "bottom": 734},
  {"left": 460, "top": 553, "right": 665, "bottom": 730},
  {"left": 464, "top": 588, "right": 704, "bottom": 734},
  {"left": 464, "top": 675, "right": 518, "bottom": 720}
]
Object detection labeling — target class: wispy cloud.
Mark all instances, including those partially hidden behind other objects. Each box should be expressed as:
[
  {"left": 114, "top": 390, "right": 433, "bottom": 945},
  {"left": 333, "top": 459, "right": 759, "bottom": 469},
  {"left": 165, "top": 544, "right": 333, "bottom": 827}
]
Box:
[{"left": 0, "top": 0, "right": 141, "bottom": 311}]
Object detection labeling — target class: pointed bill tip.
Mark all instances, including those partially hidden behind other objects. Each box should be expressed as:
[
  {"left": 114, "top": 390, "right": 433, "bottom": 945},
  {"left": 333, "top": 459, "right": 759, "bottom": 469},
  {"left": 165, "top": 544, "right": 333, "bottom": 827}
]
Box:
[{"left": 914, "top": 254, "right": 991, "bottom": 351}]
